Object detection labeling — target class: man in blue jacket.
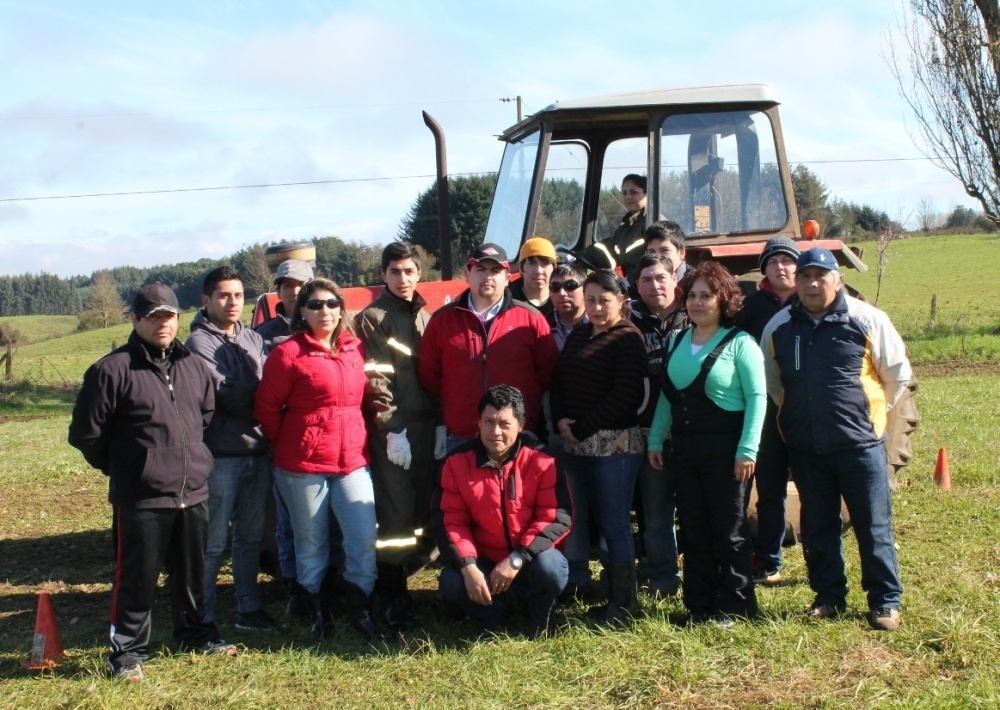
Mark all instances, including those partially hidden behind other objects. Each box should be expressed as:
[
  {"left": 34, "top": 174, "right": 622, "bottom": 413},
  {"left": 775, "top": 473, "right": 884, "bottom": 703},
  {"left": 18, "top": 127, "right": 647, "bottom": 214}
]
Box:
[{"left": 761, "top": 248, "right": 912, "bottom": 631}]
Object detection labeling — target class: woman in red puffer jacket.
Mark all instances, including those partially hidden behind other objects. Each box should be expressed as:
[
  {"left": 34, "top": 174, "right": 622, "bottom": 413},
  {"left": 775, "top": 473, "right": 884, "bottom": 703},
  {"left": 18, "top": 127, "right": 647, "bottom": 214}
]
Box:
[{"left": 255, "top": 277, "right": 384, "bottom": 641}]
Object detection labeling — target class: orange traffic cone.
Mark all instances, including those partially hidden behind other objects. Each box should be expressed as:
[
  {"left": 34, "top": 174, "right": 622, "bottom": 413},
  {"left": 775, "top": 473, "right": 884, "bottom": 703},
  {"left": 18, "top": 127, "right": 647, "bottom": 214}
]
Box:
[
  {"left": 19, "top": 593, "right": 65, "bottom": 669},
  {"left": 934, "top": 448, "right": 952, "bottom": 491}
]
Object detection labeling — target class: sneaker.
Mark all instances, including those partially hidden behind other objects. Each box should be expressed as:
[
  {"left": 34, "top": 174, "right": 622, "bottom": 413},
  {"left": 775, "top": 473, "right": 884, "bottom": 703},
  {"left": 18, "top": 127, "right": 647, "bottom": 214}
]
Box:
[
  {"left": 805, "top": 603, "right": 843, "bottom": 619},
  {"left": 113, "top": 664, "right": 144, "bottom": 683},
  {"left": 751, "top": 557, "right": 782, "bottom": 585},
  {"left": 236, "top": 608, "right": 278, "bottom": 631},
  {"left": 870, "top": 607, "right": 901, "bottom": 631},
  {"left": 708, "top": 614, "right": 735, "bottom": 629},
  {"left": 195, "top": 639, "right": 238, "bottom": 656}
]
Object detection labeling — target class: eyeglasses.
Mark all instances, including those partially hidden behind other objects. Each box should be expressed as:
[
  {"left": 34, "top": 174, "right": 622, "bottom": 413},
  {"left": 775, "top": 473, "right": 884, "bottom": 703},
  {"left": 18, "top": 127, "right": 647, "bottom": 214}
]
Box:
[
  {"left": 550, "top": 280, "right": 581, "bottom": 293},
  {"left": 305, "top": 298, "right": 341, "bottom": 311}
]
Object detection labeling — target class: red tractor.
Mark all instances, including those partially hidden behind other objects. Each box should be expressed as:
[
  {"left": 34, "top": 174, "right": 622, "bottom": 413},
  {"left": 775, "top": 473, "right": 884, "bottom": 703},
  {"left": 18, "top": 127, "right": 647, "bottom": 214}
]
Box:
[{"left": 259, "top": 84, "right": 918, "bottom": 546}]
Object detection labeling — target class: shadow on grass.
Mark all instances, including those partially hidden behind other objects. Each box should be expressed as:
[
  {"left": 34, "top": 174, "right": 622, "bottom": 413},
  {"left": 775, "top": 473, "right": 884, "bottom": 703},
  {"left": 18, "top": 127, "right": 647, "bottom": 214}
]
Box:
[{"left": 0, "top": 381, "right": 78, "bottom": 418}]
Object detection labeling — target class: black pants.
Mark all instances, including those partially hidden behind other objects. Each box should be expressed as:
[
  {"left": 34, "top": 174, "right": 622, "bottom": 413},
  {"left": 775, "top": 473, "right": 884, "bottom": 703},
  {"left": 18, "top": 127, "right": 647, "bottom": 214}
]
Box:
[
  {"left": 369, "top": 418, "right": 437, "bottom": 567},
  {"left": 109, "top": 502, "right": 219, "bottom": 670},
  {"left": 672, "top": 431, "right": 757, "bottom": 617}
]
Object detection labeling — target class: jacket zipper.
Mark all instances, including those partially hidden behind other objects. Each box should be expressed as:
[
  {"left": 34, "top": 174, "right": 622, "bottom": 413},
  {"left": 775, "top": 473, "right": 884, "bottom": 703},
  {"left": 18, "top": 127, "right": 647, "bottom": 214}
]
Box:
[
  {"left": 497, "top": 463, "right": 516, "bottom": 552},
  {"left": 165, "top": 366, "right": 190, "bottom": 508}
]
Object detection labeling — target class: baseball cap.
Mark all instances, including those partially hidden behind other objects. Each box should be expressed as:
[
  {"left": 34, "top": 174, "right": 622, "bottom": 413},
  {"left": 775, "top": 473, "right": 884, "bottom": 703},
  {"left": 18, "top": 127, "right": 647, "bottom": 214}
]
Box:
[
  {"left": 517, "top": 237, "right": 557, "bottom": 263},
  {"left": 274, "top": 259, "right": 314, "bottom": 285},
  {"left": 467, "top": 243, "right": 510, "bottom": 269},
  {"left": 133, "top": 283, "right": 180, "bottom": 318},
  {"left": 796, "top": 247, "right": 840, "bottom": 272},
  {"left": 758, "top": 236, "right": 801, "bottom": 274}
]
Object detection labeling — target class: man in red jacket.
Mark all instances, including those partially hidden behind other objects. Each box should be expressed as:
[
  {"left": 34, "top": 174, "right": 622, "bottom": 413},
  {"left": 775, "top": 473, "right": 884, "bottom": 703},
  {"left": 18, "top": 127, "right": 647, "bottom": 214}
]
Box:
[
  {"left": 433, "top": 385, "right": 571, "bottom": 637},
  {"left": 417, "top": 243, "right": 559, "bottom": 455}
]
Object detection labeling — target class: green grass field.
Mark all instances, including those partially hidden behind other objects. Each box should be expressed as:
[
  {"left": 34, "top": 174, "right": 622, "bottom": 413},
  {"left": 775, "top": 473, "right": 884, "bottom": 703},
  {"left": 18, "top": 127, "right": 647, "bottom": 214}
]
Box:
[
  {"left": 844, "top": 233, "right": 1000, "bottom": 363},
  {"left": 0, "top": 315, "right": 81, "bottom": 346},
  {"left": 1, "top": 234, "right": 999, "bottom": 708}
]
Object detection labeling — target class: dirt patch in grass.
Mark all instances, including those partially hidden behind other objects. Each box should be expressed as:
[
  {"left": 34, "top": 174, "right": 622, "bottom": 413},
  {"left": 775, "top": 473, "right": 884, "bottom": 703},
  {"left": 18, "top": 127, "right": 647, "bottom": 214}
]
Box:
[{"left": 914, "top": 360, "right": 1000, "bottom": 378}]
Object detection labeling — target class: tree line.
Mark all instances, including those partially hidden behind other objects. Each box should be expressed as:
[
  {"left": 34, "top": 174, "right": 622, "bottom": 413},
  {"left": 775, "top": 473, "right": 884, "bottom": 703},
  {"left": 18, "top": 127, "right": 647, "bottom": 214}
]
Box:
[
  {"left": 2, "top": 166, "right": 995, "bottom": 326},
  {"left": 0, "top": 236, "right": 391, "bottom": 324}
]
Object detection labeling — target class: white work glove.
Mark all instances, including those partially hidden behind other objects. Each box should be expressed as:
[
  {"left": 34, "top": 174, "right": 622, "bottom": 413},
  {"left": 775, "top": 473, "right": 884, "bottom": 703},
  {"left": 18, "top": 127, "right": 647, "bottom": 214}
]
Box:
[
  {"left": 386, "top": 428, "right": 412, "bottom": 470},
  {"left": 433, "top": 424, "right": 448, "bottom": 460}
]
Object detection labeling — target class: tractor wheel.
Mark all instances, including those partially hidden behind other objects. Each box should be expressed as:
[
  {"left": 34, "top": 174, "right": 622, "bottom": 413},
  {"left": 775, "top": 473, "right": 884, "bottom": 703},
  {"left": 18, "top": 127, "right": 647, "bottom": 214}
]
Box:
[{"left": 884, "top": 376, "right": 920, "bottom": 490}]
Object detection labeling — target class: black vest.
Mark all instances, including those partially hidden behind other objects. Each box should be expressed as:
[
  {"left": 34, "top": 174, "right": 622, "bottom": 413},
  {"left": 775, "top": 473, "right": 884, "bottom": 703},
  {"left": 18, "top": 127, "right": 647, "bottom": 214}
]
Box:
[{"left": 661, "top": 328, "right": 744, "bottom": 436}]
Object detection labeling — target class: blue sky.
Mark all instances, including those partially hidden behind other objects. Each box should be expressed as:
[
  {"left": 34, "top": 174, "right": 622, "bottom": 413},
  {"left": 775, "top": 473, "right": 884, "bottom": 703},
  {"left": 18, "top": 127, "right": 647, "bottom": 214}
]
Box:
[{"left": 0, "top": 1, "right": 974, "bottom": 277}]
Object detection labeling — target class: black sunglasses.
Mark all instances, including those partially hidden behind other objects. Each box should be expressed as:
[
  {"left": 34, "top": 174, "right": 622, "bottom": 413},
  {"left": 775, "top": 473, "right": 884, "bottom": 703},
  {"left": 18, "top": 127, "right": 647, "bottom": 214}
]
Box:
[
  {"left": 550, "top": 280, "right": 581, "bottom": 293},
  {"left": 305, "top": 297, "right": 341, "bottom": 311}
]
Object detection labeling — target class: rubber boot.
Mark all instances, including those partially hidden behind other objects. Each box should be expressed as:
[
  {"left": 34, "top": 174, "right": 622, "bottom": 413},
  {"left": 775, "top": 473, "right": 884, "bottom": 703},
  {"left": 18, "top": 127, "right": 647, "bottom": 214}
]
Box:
[
  {"left": 285, "top": 578, "right": 309, "bottom": 619},
  {"left": 378, "top": 564, "right": 418, "bottom": 632},
  {"left": 343, "top": 582, "right": 392, "bottom": 640},
  {"left": 590, "top": 562, "right": 638, "bottom": 625},
  {"left": 307, "top": 592, "right": 331, "bottom": 642}
]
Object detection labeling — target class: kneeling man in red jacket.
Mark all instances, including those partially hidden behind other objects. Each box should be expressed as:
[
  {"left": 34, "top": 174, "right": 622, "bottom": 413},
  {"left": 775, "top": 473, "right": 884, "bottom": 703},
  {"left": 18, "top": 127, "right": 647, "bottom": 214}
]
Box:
[{"left": 433, "top": 384, "right": 572, "bottom": 637}]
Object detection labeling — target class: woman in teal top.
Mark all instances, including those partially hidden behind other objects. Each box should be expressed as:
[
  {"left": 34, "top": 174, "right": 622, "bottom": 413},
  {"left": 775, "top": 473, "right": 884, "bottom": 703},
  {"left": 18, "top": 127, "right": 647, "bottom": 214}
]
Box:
[{"left": 647, "top": 261, "right": 766, "bottom": 626}]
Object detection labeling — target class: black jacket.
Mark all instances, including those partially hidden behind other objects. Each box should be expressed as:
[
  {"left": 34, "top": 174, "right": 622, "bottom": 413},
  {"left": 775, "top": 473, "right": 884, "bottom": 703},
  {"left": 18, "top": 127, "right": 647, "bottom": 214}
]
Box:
[{"left": 68, "top": 332, "right": 216, "bottom": 509}]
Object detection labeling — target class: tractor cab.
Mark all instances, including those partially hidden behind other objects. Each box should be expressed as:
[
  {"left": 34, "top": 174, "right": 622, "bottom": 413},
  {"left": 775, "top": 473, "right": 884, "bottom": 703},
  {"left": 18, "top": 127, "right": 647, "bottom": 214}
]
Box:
[{"left": 483, "top": 84, "right": 865, "bottom": 277}]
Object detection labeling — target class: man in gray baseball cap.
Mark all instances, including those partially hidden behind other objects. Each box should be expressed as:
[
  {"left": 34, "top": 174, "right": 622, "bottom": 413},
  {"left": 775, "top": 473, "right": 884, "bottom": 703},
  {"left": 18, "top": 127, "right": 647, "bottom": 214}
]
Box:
[{"left": 255, "top": 259, "right": 314, "bottom": 355}]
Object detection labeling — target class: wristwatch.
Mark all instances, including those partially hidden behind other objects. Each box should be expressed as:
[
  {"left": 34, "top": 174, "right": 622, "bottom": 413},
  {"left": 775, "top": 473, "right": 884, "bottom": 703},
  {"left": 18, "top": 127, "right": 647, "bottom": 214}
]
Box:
[{"left": 508, "top": 551, "right": 525, "bottom": 570}]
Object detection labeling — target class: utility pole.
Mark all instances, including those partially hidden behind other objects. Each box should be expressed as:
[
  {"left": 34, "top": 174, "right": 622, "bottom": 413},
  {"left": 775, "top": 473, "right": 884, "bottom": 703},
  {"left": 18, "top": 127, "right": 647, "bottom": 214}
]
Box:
[{"left": 499, "top": 96, "right": 523, "bottom": 122}]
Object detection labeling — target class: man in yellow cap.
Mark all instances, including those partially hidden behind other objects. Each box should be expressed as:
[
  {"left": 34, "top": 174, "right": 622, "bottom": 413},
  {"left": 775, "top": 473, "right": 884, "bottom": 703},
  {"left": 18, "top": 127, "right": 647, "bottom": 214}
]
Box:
[{"left": 509, "top": 237, "right": 557, "bottom": 320}]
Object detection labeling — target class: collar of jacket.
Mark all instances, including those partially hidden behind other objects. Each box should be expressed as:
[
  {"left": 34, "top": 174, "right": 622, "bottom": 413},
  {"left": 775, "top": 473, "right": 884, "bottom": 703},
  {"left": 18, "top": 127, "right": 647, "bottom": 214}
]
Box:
[
  {"left": 630, "top": 298, "right": 685, "bottom": 329},
  {"left": 472, "top": 431, "right": 526, "bottom": 470},
  {"left": 298, "top": 329, "right": 359, "bottom": 354},
  {"left": 622, "top": 206, "right": 645, "bottom": 228},
  {"left": 190, "top": 308, "right": 246, "bottom": 339},
  {"left": 790, "top": 287, "right": 850, "bottom": 324},
  {"left": 448, "top": 287, "right": 515, "bottom": 316},
  {"left": 380, "top": 286, "right": 428, "bottom": 315},
  {"left": 128, "top": 330, "right": 189, "bottom": 365}
]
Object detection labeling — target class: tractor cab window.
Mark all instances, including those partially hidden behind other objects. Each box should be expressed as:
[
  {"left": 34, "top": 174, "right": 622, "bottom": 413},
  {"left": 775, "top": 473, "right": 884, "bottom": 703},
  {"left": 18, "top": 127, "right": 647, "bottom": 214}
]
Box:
[
  {"left": 658, "top": 110, "right": 787, "bottom": 236},
  {"left": 484, "top": 129, "right": 540, "bottom": 261},
  {"left": 532, "top": 141, "right": 587, "bottom": 249},
  {"left": 595, "top": 137, "right": 648, "bottom": 244}
]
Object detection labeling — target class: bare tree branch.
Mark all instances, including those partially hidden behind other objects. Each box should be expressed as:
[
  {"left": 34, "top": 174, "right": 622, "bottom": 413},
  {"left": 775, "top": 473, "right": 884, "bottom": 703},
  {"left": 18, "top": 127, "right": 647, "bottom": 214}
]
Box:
[{"left": 890, "top": 0, "right": 1000, "bottom": 226}]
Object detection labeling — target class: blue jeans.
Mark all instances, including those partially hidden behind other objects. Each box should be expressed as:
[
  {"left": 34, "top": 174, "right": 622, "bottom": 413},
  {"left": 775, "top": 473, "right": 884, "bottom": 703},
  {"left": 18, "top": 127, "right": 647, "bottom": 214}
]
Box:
[
  {"left": 752, "top": 400, "right": 789, "bottom": 570},
  {"left": 788, "top": 443, "right": 902, "bottom": 611},
  {"left": 636, "top": 440, "right": 680, "bottom": 592},
  {"left": 565, "top": 452, "right": 642, "bottom": 565},
  {"left": 439, "top": 548, "right": 568, "bottom": 627},
  {"left": 202, "top": 453, "right": 272, "bottom": 619},
  {"left": 274, "top": 466, "right": 378, "bottom": 596},
  {"left": 273, "top": 483, "right": 344, "bottom": 581}
]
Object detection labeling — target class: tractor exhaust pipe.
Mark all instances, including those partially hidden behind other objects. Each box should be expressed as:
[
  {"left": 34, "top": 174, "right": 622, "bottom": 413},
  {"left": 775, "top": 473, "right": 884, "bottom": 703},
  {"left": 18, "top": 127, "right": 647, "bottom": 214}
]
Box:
[{"left": 422, "top": 111, "right": 452, "bottom": 280}]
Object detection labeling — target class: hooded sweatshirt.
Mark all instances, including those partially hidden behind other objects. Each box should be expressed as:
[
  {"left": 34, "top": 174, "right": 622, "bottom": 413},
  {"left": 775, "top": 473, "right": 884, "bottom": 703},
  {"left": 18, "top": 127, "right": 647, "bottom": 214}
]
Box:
[{"left": 186, "top": 311, "right": 269, "bottom": 457}]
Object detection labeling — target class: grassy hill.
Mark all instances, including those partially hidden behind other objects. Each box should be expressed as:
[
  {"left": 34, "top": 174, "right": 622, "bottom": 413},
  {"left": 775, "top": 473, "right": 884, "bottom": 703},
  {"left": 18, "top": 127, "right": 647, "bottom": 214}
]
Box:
[
  {"left": 844, "top": 232, "right": 1000, "bottom": 363},
  {"left": 0, "top": 315, "right": 80, "bottom": 345}
]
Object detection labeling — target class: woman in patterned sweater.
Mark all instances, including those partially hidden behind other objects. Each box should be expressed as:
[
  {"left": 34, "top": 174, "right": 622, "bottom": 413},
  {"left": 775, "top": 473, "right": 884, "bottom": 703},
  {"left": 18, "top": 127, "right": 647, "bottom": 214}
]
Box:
[{"left": 551, "top": 270, "right": 649, "bottom": 624}]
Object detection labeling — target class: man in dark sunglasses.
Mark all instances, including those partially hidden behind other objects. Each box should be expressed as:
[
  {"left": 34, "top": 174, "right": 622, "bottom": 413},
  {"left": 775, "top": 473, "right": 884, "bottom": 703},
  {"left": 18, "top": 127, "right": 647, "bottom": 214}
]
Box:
[{"left": 545, "top": 263, "right": 589, "bottom": 351}]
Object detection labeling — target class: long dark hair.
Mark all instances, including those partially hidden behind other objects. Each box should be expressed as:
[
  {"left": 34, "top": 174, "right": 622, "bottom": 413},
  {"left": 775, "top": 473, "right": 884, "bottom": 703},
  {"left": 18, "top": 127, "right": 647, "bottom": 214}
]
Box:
[{"left": 289, "top": 278, "right": 355, "bottom": 349}]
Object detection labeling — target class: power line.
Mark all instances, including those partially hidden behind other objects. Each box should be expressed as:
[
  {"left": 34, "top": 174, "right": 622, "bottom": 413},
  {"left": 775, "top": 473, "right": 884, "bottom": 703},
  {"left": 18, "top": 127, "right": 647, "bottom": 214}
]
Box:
[
  {"left": 0, "top": 98, "right": 502, "bottom": 122},
  {"left": 0, "top": 157, "right": 939, "bottom": 204}
]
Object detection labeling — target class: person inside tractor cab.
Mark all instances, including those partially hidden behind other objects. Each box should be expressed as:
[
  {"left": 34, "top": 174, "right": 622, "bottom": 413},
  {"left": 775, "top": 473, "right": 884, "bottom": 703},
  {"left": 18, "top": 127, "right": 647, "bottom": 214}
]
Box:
[
  {"left": 737, "top": 236, "right": 800, "bottom": 588},
  {"left": 509, "top": 237, "right": 557, "bottom": 320},
  {"left": 574, "top": 174, "right": 647, "bottom": 274},
  {"left": 255, "top": 259, "right": 314, "bottom": 355},
  {"left": 644, "top": 220, "right": 690, "bottom": 283}
]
